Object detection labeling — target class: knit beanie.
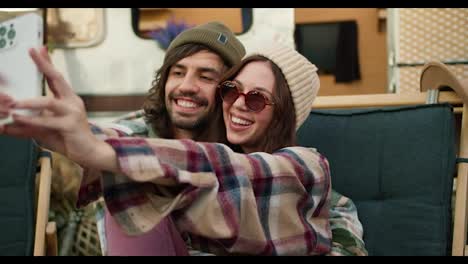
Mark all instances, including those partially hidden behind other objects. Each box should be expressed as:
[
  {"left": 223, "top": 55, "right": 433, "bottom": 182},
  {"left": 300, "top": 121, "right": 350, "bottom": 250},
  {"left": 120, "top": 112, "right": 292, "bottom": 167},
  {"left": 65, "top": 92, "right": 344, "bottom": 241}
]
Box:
[
  {"left": 246, "top": 45, "right": 320, "bottom": 130},
  {"left": 166, "top": 22, "right": 246, "bottom": 66}
]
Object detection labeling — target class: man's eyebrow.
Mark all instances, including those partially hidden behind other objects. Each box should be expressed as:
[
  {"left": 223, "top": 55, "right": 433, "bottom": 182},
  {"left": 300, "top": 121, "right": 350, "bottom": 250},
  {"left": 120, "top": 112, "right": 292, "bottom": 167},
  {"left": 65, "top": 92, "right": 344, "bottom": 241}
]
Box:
[
  {"left": 172, "top": 64, "right": 222, "bottom": 77},
  {"left": 198, "top": 67, "right": 222, "bottom": 77},
  {"left": 172, "top": 64, "right": 187, "bottom": 70}
]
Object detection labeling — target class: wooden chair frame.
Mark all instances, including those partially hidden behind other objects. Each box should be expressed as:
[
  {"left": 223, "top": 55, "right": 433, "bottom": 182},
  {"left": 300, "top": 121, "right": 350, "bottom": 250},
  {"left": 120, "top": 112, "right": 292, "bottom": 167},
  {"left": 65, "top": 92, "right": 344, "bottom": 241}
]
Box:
[{"left": 33, "top": 150, "right": 58, "bottom": 256}]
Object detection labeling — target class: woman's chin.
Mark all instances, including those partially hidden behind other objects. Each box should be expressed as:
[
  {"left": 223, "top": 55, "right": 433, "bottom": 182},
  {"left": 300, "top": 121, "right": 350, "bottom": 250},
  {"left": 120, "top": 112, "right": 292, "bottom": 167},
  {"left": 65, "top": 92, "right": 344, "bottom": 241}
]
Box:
[{"left": 226, "top": 134, "right": 246, "bottom": 146}]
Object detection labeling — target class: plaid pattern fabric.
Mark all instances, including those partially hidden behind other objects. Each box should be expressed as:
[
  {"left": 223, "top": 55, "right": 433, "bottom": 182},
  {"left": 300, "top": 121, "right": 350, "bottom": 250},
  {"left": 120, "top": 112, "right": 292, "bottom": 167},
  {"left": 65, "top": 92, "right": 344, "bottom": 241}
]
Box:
[
  {"left": 327, "top": 191, "right": 367, "bottom": 256},
  {"left": 78, "top": 112, "right": 366, "bottom": 255}
]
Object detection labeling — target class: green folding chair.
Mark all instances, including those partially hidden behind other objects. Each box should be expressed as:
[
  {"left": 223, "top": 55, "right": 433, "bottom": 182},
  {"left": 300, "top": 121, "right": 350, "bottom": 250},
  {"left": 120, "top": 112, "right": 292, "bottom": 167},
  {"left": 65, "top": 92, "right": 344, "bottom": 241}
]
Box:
[
  {"left": 0, "top": 136, "right": 56, "bottom": 256},
  {"left": 298, "top": 61, "right": 468, "bottom": 256}
]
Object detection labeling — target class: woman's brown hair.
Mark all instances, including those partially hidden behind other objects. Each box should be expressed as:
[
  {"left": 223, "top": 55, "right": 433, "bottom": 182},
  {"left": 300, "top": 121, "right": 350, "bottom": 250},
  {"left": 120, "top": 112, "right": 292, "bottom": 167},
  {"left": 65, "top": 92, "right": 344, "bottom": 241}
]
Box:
[{"left": 218, "top": 55, "right": 297, "bottom": 154}]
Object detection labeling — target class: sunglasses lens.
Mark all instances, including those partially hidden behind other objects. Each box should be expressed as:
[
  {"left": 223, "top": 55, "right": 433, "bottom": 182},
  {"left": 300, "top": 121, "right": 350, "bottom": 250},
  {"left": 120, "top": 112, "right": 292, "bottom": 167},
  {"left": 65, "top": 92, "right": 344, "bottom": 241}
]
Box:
[
  {"left": 246, "top": 93, "right": 266, "bottom": 112},
  {"left": 220, "top": 82, "right": 239, "bottom": 104},
  {"left": 220, "top": 82, "right": 270, "bottom": 112}
]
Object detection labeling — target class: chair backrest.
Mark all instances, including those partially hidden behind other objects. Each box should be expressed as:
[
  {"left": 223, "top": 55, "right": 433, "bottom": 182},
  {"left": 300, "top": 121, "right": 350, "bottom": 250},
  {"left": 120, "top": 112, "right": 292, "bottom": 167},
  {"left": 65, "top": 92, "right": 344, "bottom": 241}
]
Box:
[
  {"left": 0, "top": 135, "right": 39, "bottom": 256},
  {"left": 297, "top": 103, "right": 456, "bottom": 256}
]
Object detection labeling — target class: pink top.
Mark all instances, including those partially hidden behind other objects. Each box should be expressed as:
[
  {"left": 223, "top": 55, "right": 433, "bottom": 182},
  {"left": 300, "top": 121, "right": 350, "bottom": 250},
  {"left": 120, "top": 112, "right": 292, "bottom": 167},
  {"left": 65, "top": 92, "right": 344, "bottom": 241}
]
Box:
[{"left": 104, "top": 207, "right": 189, "bottom": 256}]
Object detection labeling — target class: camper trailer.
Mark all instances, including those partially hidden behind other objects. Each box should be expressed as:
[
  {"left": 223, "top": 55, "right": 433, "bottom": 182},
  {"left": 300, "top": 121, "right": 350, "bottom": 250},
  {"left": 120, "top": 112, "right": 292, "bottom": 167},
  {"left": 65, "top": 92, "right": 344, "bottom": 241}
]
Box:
[{"left": 0, "top": 8, "right": 467, "bottom": 256}]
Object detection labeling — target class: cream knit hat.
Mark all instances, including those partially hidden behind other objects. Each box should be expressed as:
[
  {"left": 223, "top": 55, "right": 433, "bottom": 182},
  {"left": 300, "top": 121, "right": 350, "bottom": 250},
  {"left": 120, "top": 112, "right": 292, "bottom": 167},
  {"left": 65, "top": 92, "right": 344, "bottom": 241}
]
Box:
[{"left": 246, "top": 45, "right": 320, "bottom": 130}]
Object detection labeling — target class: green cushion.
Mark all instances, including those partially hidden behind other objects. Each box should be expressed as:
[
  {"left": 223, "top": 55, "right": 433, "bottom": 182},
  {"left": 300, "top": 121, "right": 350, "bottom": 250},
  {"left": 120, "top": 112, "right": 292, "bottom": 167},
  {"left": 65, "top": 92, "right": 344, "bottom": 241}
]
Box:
[
  {"left": 297, "top": 104, "right": 456, "bottom": 256},
  {"left": 0, "top": 135, "right": 38, "bottom": 256}
]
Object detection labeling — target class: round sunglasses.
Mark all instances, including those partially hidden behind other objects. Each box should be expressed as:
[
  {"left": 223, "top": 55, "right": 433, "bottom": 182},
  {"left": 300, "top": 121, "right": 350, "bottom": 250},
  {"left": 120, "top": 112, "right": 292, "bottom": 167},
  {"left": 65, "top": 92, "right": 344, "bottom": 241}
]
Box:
[{"left": 218, "top": 81, "right": 275, "bottom": 112}]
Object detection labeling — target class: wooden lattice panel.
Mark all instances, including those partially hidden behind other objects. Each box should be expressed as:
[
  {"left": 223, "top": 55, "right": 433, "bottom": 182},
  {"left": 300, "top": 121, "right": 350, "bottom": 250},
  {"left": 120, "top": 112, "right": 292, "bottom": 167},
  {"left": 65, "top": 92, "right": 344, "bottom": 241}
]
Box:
[
  {"left": 397, "top": 8, "right": 468, "bottom": 64},
  {"left": 397, "top": 64, "right": 468, "bottom": 94},
  {"left": 71, "top": 218, "right": 102, "bottom": 256}
]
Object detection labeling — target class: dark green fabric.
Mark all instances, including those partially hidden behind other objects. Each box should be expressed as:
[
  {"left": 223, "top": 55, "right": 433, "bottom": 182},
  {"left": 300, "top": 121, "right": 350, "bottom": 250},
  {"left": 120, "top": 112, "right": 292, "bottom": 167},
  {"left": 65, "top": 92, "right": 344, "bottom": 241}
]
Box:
[
  {"left": 297, "top": 104, "right": 456, "bottom": 256},
  {"left": 0, "top": 135, "right": 38, "bottom": 256}
]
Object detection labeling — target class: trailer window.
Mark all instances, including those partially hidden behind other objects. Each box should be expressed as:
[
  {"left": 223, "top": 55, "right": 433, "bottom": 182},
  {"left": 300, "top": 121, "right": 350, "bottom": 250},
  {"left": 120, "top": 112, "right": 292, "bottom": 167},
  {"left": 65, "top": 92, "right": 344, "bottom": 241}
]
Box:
[
  {"left": 131, "top": 8, "right": 252, "bottom": 45},
  {"left": 46, "top": 8, "right": 105, "bottom": 48}
]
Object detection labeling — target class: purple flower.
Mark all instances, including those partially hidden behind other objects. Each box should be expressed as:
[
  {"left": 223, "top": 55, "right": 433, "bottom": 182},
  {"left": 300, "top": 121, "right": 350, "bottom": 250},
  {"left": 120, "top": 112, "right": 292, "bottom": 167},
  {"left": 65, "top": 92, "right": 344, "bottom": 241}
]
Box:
[{"left": 149, "top": 17, "right": 194, "bottom": 50}]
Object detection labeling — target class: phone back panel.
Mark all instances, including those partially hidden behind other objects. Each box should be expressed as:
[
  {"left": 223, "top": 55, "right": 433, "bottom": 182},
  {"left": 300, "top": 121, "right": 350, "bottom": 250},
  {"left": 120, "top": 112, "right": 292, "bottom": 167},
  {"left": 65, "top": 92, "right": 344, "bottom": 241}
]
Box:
[{"left": 0, "top": 13, "right": 43, "bottom": 101}]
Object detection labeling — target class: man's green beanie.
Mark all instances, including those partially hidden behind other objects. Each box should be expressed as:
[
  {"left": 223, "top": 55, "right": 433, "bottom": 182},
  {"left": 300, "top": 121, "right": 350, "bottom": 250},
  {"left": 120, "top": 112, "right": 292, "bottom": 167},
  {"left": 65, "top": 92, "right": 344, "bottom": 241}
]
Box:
[{"left": 165, "top": 21, "right": 246, "bottom": 66}]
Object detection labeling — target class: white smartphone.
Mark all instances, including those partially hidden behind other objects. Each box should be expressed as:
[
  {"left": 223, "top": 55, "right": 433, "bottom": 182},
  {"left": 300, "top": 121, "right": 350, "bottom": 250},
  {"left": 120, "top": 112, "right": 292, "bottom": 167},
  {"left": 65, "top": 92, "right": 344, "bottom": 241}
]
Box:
[{"left": 0, "top": 13, "right": 44, "bottom": 125}]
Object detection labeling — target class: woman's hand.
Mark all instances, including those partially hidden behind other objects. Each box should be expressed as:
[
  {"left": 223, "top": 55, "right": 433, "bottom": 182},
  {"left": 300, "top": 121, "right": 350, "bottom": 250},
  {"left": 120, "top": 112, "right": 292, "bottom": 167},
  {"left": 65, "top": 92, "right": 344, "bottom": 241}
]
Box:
[
  {"left": 0, "top": 47, "right": 106, "bottom": 168},
  {"left": 0, "top": 92, "right": 14, "bottom": 120},
  {"left": 0, "top": 74, "right": 6, "bottom": 86}
]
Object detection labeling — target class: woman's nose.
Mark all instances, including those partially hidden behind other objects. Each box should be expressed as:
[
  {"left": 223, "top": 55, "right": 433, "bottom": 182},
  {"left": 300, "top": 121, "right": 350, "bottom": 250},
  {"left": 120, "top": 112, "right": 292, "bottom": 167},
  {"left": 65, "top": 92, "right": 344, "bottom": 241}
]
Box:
[{"left": 231, "top": 93, "right": 249, "bottom": 111}]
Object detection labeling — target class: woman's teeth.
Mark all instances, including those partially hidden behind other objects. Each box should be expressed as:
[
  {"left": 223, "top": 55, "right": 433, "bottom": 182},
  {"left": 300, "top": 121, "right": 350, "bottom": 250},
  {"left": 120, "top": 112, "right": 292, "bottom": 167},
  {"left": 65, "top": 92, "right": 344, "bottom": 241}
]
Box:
[{"left": 231, "top": 116, "right": 252, "bottom": 126}]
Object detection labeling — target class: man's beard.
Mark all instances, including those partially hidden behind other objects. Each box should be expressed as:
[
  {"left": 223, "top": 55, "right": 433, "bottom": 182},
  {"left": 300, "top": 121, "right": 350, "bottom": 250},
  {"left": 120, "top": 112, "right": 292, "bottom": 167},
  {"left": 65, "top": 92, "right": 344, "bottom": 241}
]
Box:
[
  {"left": 167, "top": 91, "right": 211, "bottom": 131},
  {"left": 171, "top": 112, "right": 211, "bottom": 130}
]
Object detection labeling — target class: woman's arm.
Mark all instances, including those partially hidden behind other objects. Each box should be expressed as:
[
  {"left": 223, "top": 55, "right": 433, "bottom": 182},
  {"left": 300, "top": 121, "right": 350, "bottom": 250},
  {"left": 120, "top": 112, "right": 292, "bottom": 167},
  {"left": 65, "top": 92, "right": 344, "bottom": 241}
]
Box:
[{"left": 79, "top": 137, "right": 332, "bottom": 255}]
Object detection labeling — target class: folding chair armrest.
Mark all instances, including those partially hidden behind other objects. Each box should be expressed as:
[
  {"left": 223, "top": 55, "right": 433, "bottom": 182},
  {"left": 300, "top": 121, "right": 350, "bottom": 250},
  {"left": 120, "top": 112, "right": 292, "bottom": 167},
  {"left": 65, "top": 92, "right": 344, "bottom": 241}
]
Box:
[
  {"left": 33, "top": 150, "right": 53, "bottom": 256},
  {"left": 420, "top": 61, "right": 468, "bottom": 104}
]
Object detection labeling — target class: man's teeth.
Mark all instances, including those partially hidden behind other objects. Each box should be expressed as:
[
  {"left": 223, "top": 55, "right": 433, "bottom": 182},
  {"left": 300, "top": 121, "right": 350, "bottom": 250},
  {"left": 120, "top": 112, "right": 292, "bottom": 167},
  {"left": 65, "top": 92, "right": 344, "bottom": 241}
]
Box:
[
  {"left": 231, "top": 116, "right": 253, "bottom": 126},
  {"left": 177, "top": 99, "right": 199, "bottom": 108}
]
